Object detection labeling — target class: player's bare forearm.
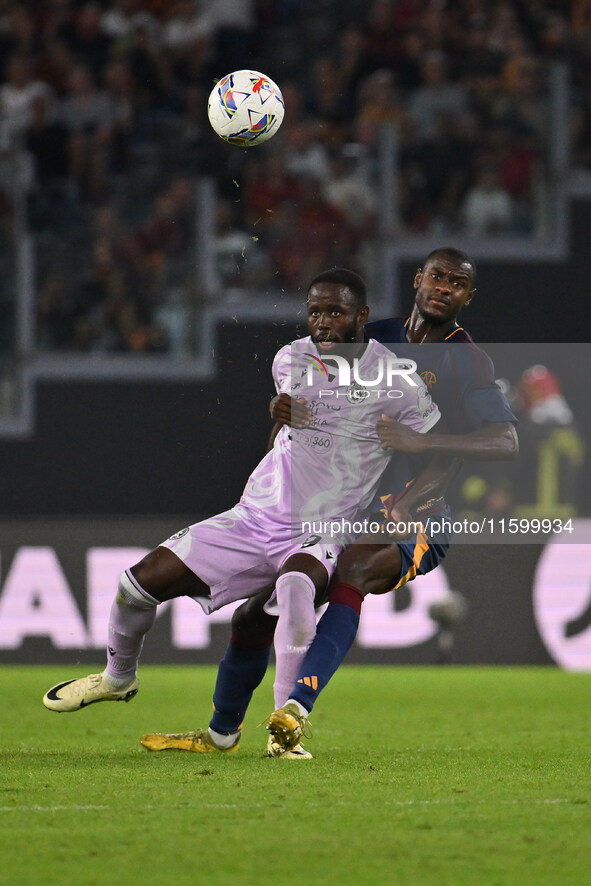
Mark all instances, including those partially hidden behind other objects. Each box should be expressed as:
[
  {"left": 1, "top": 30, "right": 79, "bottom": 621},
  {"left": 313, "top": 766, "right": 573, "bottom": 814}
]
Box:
[
  {"left": 377, "top": 418, "right": 518, "bottom": 460},
  {"left": 269, "top": 393, "right": 313, "bottom": 429},
  {"left": 378, "top": 455, "right": 460, "bottom": 540},
  {"left": 395, "top": 455, "right": 462, "bottom": 512},
  {"left": 266, "top": 394, "right": 314, "bottom": 451}
]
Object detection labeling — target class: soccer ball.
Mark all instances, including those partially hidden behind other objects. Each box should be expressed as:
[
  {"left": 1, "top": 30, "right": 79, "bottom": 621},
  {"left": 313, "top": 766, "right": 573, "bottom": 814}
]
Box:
[{"left": 207, "top": 70, "right": 285, "bottom": 147}]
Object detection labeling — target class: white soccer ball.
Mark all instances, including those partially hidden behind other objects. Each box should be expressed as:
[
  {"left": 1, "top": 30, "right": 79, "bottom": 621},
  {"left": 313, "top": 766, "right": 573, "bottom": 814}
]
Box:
[{"left": 207, "top": 70, "right": 285, "bottom": 147}]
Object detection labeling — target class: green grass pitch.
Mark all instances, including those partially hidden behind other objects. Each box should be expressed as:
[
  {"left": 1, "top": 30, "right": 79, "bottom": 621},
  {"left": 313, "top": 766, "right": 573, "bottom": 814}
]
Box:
[{"left": 1, "top": 665, "right": 589, "bottom": 886}]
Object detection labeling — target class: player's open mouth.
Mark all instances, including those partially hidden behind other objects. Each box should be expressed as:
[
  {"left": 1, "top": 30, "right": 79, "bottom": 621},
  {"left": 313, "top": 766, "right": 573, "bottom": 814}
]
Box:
[{"left": 316, "top": 340, "right": 336, "bottom": 351}]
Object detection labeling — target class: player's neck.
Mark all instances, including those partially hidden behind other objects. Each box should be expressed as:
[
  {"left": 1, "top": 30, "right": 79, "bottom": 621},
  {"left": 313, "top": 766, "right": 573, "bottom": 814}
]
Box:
[
  {"left": 350, "top": 339, "right": 368, "bottom": 362},
  {"left": 406, "top": 311, "right": 458, "bottom": 343}
]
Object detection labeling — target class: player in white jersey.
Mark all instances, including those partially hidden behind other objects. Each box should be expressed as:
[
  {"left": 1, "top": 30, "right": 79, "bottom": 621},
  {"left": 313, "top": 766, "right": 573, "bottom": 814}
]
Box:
[
  {"left": 138, "top": 250, "right": 516, "bottom": 760},
  {"left": 265, "top": 334, "right": 438, "bottom": 538},
  {"left": 244, "top": 314, "right": 438, "bottom": 708},
  {"left": 42, "top": 269, "right": 439, "bottom": 740},
  {"left": 234, "top": 334, "right": 437, "bottom": 548}
]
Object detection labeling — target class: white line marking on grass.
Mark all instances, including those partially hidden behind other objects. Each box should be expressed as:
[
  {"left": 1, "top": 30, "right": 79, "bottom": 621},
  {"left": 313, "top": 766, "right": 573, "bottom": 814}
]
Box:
[
  {"left": 0, "top": 803, "right": 239, "bottom": 813},
  {"left": 382, "top": 798, "right": 572, "bottom": 807},
  {"left": 0, "top": 799, "right": 574, "bottom": 814},
  {"left": 0, "top": 805, "right": 110, "bottom": 812}
]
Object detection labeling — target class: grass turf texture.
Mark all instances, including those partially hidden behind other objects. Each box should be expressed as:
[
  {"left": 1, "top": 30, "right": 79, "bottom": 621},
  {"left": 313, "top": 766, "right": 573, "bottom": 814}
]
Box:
[{"left": 1, "top": 666, "right": 589, "bottom": 886}]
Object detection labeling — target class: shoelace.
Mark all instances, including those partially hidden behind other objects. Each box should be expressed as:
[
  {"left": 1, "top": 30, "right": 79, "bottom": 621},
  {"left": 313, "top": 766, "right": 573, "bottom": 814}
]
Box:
[
  {"left": 67, "top": 673, "right": 101, "bottom": 694},
  {"left": 260, "top": 709, "right": 313, "bottom": 741},
  {"left": 297, "top": 715, "right": 313, "bottom": 741}
]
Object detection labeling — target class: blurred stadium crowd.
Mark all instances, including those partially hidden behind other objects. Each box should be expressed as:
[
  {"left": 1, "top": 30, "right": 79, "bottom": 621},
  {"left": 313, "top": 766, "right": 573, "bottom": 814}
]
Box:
[{"left": 0, "top": 0, "right": 590, "bottom": 353}]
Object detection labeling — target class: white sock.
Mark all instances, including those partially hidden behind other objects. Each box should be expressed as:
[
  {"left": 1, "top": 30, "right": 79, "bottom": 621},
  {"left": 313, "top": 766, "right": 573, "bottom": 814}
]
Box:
[
  {"left": 273, "top": 571, "right": 317, "bottom": 708},
  {"left": 101, "top": 671, "right": 135, "bottom": 690},
  {"left": 104, "top": 572, "right": 157, "bottom": 685},
  {"left": 286, "top": 698, "right": 309, "bottom": 718},
  {"left": 208, "top": 728, "right": 240, "bottom": 749}
]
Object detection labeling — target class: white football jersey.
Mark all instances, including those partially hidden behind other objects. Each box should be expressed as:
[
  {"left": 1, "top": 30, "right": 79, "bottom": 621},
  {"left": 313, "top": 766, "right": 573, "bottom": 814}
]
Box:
[{"left": 239, "top": 336, "right": 439, "bottom": 537}]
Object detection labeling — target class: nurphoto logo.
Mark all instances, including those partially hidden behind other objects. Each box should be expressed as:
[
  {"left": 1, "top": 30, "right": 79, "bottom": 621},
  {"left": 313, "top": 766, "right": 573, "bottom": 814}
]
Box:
[{"left": 304, "top": 354, "right": 419, "bottom": 388}]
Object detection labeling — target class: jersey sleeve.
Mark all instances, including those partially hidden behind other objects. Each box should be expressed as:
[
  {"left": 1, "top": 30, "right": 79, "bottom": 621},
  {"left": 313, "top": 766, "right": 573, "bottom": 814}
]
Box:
[
  {"left": 452, "top": 346, "right": 518, "bottom": 428},
  {"left": 365, "top": 317, "right": 406, "bottom": 342},
  {"left": 386, "top": 374, "right": 441, "bottom": 434},
  {"left": 271, "top": 344, "right": 292, "bottom": 395},
  {"left": 462, "top": 383, "right": 517, "bottom": 425}
]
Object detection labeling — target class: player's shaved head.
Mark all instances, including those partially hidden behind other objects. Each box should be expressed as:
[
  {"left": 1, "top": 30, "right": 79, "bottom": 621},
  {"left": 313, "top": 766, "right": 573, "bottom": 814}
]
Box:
[{"left": 423, "top": 248, "right": 477, "bottom": 286}]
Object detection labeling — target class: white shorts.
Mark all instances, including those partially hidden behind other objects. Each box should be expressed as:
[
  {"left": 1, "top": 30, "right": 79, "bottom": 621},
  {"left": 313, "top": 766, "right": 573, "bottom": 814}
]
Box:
[{"left": 160, "top": 507, "right": 343, "bottom": 614}]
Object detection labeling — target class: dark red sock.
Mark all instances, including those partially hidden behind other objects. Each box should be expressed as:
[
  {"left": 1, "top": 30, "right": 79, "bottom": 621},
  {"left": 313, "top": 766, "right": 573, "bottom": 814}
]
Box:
[{"left": 328, "top": 582, "right": 364, "bottom": 614}]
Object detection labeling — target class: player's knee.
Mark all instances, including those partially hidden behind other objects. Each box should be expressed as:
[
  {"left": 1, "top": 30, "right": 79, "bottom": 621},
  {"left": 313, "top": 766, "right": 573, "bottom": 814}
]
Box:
[
  {"left": 117, "top": 570, "right": 158, "bottom": 609},
  {"left": 231, "top": 599, "right": 257, "bottom": 635},
  {"left": 333, "top": 554, "right": 375, "bottom": 594},
  {"left": 333, "top": 545, "right": 402, "bottom": 596},
  {"left": 231, "top": 596, "right": 277, "bottom": 643},
  {"left": 130, "top": 546, "right": 208, "bottom": 602}
]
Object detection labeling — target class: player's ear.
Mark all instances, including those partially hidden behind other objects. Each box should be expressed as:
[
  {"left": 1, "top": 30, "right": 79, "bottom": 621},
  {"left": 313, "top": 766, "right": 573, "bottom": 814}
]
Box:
[
  {"left": 413, "top": 268, "right": 422, "bottom": 289},
  {"left": 358, "top": 305, "right": 370, "bottom": 325},
  {"left": 465, "top": 287, "right": 476, "bottom": 306}
]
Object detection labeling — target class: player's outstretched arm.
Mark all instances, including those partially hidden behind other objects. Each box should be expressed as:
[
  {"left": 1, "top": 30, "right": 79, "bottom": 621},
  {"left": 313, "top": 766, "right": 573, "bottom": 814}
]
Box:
[{"left": 376, "top": 417, "right": 518, "bottom": 460}]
